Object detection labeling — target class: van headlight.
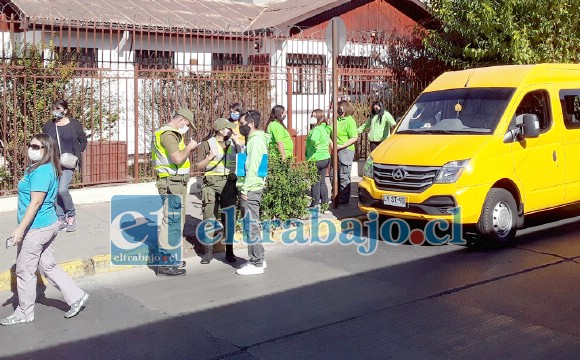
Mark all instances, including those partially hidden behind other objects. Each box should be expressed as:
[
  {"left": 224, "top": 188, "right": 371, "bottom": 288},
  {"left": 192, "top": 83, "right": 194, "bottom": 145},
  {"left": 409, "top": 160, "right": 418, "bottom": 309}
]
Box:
[
  {"left": 434, "top": 160, "right": 469, "bottom": 184},
  {"left": 363, "top": 156, "right": 374, "bottom": 178}
]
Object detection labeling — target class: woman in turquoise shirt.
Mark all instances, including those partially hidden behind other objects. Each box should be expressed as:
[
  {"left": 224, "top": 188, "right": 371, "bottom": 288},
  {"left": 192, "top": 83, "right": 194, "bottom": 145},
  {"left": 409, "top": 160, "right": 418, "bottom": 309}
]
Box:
[
  {"left": 306, "top": 109, "right": 331, "bottom": 210},
  {"left": 1, "top": 134, "right": 88, "bottom": 326},
  {"left": 266, "top": 105, "right": 294, "bottom": 159},
  {"left": 357, "top": 100, "right": 396, "bottom": 152}
]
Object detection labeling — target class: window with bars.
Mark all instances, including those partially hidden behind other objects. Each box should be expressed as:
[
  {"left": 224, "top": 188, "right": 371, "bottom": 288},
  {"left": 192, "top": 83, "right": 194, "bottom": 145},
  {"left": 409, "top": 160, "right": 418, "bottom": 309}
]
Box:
[
  {"left": 212, "top": 53, "right": 243, "bottom": 71},
  {"left": 55, "top": 47, "right": 98, "bottom": 74},
  {"left": 134, "top": 50, "right": 175, "bottom": 70},
  {"left": 248, "top": 54, "right": 271, "bottom": 76},
  {"left": 338, "top": 55, "right": 371, "bottom": 95},
  {"left": 286, "top": 53, "right": 326, "bottom": 95}
]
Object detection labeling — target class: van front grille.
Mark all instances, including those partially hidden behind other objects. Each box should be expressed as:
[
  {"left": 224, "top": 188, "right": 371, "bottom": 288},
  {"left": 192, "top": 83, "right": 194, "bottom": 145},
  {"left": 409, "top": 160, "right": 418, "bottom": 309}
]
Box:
[{"left": 373, "top": 164, "right": 440, "bottom": 193}]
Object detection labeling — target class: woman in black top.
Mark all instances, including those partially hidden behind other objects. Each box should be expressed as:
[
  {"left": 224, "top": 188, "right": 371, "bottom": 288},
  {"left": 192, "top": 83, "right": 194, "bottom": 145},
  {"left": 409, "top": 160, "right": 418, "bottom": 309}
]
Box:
[{"left": 43, "top": 99, "right": 88, "bottom": 232}]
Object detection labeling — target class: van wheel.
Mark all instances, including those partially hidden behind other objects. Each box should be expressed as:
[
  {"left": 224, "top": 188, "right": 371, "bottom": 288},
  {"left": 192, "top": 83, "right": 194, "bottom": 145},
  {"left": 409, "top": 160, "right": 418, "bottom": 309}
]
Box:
[{"left": 476, "top": 188, "right": 517, "bottom": 247}]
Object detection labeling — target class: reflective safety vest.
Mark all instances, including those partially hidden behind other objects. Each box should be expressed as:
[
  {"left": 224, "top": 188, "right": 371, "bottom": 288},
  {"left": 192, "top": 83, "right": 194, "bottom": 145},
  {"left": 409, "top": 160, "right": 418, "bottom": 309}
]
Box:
[
  {"left": 205, "top": 137, "right": 236, "bottom": 176},
  {"left": 152, "top": 125, "right": 190, "bottom": 178}
]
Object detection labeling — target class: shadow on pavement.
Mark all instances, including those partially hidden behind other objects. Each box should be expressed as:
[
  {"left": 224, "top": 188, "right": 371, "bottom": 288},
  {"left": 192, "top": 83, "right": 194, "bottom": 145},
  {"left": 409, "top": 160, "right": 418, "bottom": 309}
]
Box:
[{"left": 1, "top": 210, "right": 579, "bottom": 359}]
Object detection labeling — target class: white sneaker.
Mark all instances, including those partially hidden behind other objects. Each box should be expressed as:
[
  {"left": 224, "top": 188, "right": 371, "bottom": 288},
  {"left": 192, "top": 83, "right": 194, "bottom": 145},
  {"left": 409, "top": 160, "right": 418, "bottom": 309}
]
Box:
[{"left": 236, "top": 263, "right": 265, "bottom": 275}]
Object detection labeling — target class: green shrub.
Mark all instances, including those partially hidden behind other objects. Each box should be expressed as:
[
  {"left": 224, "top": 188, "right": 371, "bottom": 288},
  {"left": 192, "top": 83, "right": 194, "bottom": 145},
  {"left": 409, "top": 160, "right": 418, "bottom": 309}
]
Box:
[{"left": 261, "top": 148, "right": 318, "bottom": 222}]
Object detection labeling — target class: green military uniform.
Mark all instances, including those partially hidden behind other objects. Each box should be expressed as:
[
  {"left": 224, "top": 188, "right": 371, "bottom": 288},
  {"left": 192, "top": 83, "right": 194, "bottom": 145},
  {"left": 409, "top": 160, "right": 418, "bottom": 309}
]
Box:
[
  {"left": 198, "top": 136, "right": 238, "bottom": 259},
  {"left": 152, "top": 126, "right": 189, "bottom": 267}
]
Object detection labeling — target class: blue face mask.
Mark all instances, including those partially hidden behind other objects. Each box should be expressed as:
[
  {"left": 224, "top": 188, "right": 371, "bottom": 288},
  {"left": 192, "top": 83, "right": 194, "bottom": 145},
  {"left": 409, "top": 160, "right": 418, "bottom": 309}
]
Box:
[{"left": 230, "top": 113, "right": 240, "bottom": 121}]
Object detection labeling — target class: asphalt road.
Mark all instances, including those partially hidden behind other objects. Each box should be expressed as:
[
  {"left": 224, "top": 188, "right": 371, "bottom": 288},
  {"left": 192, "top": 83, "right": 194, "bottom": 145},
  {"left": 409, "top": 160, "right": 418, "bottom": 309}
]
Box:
[{"left": 0, "top": 210, "right": 579, "bottom": 359}]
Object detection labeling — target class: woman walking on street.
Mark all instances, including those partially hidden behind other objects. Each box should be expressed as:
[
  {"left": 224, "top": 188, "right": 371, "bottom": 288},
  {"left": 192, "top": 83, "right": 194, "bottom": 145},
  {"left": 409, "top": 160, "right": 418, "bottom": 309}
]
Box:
[
  {"left": 306, "top": 109, "right": 331, "bottom": 211},
  {"left": 1, "top": 134, "right": 88, "bottom": 326},
  {"left": 43, "top": 99, "right": 88, "bottom": 232}
]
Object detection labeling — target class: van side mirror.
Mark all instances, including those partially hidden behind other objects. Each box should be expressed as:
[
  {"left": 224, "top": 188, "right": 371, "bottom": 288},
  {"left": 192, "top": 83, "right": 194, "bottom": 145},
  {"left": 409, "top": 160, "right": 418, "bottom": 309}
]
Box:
[
  {"left": 520, "top": 114, "right": 540, "bottom": 138},
  {"left": 503, "top": 114, "right": 540, "bottom": 143}
]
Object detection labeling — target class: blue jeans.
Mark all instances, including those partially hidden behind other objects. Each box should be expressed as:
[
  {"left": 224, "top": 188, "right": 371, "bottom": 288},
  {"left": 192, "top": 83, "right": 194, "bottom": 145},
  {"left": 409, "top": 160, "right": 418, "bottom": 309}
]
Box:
[{"left": 55, "top": 169, "right": 76, "bottom": 221}]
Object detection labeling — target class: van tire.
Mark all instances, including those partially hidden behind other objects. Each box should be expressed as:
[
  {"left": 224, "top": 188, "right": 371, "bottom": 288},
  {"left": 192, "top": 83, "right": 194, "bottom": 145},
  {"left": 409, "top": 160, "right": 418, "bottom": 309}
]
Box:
[{"left": 476, "top": 188, "right": 517, "bottom": 247}]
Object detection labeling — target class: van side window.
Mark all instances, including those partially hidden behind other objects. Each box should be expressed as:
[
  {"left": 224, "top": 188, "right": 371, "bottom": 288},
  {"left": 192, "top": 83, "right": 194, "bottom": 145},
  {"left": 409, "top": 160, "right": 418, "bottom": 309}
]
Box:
[
  {"left": 512, "top": 90, "right": 552, "bottom": 133},
  {"left": 560, "top": 90, "right": 580, "bottom": 129}
]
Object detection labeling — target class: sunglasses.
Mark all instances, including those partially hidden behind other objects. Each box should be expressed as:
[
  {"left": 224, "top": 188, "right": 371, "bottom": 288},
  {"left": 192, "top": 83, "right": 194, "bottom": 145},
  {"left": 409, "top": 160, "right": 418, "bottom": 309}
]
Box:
[{"left": 29, "top": 144, "right": 44, "bottom": 150}]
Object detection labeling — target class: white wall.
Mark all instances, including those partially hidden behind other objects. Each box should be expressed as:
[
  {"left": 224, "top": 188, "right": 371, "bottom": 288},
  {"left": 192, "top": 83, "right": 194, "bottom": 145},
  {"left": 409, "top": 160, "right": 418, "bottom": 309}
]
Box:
[{"left": 3, "top": 28, "right": 377, "bottom": 149}]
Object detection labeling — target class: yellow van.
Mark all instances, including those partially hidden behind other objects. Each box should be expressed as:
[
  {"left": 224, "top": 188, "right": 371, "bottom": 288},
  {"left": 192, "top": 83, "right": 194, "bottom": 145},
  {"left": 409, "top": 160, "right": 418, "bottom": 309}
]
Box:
[{"left": 358, "top": 64, "right": 580, "bottom": 246}]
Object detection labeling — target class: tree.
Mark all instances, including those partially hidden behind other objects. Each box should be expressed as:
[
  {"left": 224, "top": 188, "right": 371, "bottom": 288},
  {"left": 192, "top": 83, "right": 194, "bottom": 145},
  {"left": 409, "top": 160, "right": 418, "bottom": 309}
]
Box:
[
  {"left": 424, "top": 0, "right": 580, "bottom": 67},
  {"left": 0, "top": 41, "right": 119, "bottom": 191}
]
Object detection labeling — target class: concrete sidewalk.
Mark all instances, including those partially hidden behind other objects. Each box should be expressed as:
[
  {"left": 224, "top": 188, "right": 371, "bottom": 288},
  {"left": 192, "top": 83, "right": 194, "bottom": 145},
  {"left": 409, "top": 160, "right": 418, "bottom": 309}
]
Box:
[{"left": 0, "top": 177, "right": 365, "bottom": 290}]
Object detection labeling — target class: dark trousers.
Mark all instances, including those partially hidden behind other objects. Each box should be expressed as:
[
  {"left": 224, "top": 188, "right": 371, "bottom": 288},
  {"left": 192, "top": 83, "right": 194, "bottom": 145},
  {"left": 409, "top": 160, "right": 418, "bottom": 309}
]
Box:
[
  {"left": 330, "top": 149, "right": 355, "bottom": 204},
  {"left": 156, "top": 174, "right": 188, "bottom": 268},
  {"left": 310, "top": 159, "right": 330, "bottom": 207},
  {"left": 241, "top": 190, "right": 264, "bottom": 266},
  {"left": 201, "top": 175, "right": 237, "bottom": 256}
]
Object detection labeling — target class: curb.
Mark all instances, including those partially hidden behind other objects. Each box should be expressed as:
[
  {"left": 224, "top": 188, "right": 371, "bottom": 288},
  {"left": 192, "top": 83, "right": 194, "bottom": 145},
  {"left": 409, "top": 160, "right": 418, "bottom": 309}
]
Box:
[{"left": 0, "top": 215, "right": 367, "bottom": 291}]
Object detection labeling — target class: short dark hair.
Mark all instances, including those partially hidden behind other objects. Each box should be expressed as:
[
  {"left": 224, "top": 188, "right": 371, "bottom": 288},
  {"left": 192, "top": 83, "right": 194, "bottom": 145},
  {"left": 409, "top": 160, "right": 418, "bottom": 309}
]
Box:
[
  {"left": 53, "top": 99, "right": 68, "bottom": 110},
  {"left": 229, "top": 102, "right": 244, "bottom": 113},
  {"left": 246, "top": 110, "right": 261, "bottom": 129}
]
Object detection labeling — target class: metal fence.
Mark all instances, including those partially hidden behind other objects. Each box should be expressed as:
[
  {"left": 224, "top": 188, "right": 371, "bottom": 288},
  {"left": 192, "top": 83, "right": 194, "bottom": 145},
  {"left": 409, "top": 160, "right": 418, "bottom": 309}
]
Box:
[{"left": 0, "top": 16, "right": 431, "bottom": 193}]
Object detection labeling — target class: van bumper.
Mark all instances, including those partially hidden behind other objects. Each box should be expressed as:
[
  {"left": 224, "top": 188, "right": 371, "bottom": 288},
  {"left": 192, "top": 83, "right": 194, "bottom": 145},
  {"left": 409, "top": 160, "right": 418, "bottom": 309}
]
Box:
[{"left": 358, "top": 176, "right": 489, "bottom": 224}]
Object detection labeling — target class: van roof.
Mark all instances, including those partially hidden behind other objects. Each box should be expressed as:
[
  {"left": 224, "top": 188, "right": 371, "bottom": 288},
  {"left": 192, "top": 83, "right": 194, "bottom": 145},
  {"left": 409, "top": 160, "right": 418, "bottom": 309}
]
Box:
[{"left": 424, "top": 63, "right": 580, "bottom": 92}]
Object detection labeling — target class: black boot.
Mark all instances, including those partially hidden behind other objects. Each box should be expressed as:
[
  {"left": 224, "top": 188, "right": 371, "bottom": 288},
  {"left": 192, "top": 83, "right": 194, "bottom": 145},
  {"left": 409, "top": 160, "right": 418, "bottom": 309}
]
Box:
[
  {"left": 225, "top": 244, "right": 236, "bottom": 263},
  {"left": 201, "top": 245, "right": 213, "bottom": 264},
  {"left": 156, "top": 266, "right": 186, "bottom": 277}
]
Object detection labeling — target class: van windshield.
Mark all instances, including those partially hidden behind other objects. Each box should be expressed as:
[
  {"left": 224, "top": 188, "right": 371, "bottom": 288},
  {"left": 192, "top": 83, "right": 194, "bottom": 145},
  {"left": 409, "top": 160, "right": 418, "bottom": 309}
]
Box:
[{"left": 396, "top": 88, "right": 515, "bottom": 134}]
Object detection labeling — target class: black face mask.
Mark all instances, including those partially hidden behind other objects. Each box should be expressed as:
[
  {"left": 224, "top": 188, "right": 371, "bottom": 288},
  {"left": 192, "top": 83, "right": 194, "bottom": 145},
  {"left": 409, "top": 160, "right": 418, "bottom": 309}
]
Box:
[
  {"left": 337, "top": 109, "right": 344, "bottom": 116},
  {"left": 239, "top": 124, "right": 251, "bottom": 136}
]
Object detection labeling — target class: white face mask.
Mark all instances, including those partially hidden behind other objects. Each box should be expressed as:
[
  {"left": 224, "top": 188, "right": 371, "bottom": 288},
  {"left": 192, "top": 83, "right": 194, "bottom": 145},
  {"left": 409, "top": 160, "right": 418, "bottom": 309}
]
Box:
[
  {"left": 310, "top": 116, "right": 318, "bottom": 125},
  {"left": 178, "top": 125, "right": 189, "bottom": 135},
  {"left": 28, "top": 148, "right": 43, "bottom": 162}
]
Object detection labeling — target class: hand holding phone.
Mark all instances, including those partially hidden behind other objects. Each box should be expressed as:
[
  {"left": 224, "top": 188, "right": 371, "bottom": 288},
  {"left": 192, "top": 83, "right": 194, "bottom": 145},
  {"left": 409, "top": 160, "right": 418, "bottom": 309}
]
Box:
[{"left": 5, "top": 236, "right": 14, "bottom": 248}]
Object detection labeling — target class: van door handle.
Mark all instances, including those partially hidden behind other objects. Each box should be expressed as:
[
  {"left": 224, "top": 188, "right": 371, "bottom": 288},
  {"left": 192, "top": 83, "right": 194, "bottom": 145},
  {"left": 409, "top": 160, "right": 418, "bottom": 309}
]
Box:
[{"left": 553, "top": 151, "right": 557, "bottom": 162}]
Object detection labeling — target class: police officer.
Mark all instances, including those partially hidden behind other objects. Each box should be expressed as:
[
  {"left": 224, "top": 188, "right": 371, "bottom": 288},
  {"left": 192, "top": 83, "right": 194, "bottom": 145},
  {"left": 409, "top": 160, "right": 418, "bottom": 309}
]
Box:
[
  {"left": 151, "top": 108, "right": 199, "bottom": 276},
  {"left": 196, "top": 118, "right": 242, "bottom": 264}
]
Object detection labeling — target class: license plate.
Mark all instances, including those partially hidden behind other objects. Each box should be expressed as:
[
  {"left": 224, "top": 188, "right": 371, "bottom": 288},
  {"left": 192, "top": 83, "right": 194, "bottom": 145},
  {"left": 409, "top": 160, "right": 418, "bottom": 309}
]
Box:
[{"left": 383, "top": 194, "right": 407, "bottom": 207}]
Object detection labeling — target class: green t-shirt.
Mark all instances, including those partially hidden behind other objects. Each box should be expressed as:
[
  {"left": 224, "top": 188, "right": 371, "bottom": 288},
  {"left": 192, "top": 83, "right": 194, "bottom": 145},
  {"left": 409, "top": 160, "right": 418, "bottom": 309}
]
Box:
[
  {"left": 336, "top": 115, "right": 358, "bottom": 151},
  {"left": 357, "top": 111, "right": 396, "bottom": 142},
  {"left": 306, "top": 124, "right": 331, "bottom": 162},
  {"left": 267, "top": 120, "right": 294, "bottom": 158}
]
